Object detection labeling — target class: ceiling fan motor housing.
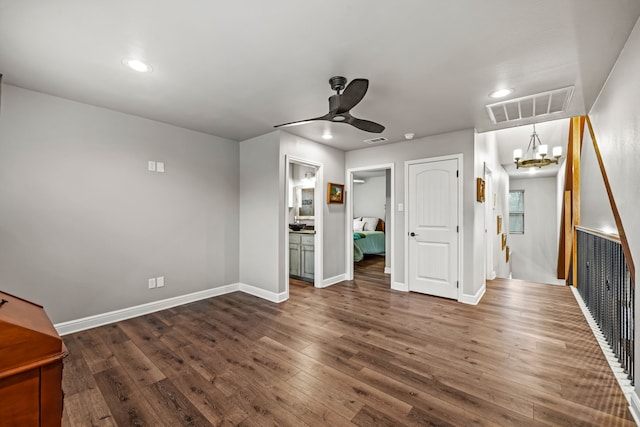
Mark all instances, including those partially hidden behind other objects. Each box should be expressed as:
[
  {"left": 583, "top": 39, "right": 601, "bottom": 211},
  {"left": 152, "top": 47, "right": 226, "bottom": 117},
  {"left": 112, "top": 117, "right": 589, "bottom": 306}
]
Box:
[{"left": 329, "top": 76, "right": 347, "bottom": 93}]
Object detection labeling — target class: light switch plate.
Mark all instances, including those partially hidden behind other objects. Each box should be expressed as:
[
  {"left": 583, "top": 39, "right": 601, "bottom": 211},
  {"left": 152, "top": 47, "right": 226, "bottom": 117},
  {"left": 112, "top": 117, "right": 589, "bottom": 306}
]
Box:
[
  {"left": 156, "top": 276, "right": 165, "bottom": 287},
  {"left": 156, "top": 162, "right": 165, "bottom": 173},
  {"left": 148, "top": 161, "right": 156, "bottom": 172},
  {"left": 398, "top": 203, "right": 404, "bottom": 212},
  {"left": 148, "top": 278, "right": 156, "bottom": 288}
]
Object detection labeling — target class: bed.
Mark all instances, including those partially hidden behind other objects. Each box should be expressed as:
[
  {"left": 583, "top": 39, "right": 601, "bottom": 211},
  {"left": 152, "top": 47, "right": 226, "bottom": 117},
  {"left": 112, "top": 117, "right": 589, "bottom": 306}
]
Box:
[{"left": 353, "top": 217, "right": 385, "bottom": 262}]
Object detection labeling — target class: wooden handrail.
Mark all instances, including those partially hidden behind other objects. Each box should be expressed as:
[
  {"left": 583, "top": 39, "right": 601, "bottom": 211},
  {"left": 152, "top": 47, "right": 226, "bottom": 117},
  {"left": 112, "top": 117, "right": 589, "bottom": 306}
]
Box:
[{"left": 575, "top": 225, "right": 620, "bottom": 244}]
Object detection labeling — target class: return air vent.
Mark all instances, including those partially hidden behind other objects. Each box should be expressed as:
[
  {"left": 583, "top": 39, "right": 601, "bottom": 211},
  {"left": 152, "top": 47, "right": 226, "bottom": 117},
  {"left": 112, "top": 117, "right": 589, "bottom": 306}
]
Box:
[
  {"left": 363, "top": 137, "right": 388, "bottom": 144},
  {"left": 486, "top": 86, "right": 574, "bottom": 124}
]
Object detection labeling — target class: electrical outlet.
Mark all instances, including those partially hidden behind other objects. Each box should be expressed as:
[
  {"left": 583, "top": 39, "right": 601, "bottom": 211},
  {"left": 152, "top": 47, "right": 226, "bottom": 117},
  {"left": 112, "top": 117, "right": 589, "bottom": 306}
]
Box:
[
  {"left": 156, "top": 276, "right": 165, "bottom": 287},
  {"left": 156, "top": 162, "right": 165, "bottom": 173},
  {"left": 148, "top": 278, "right": 156, "bottom": 289},
  {"left": 148, "top": 161, "right": 156, "bottom": 172}
]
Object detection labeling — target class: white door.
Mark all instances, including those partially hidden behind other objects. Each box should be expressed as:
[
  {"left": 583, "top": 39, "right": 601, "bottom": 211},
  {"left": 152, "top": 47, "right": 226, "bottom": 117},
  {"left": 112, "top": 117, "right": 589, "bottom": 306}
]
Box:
[{"left": 408, "top": 158, "right": 459, "bottom": 299}]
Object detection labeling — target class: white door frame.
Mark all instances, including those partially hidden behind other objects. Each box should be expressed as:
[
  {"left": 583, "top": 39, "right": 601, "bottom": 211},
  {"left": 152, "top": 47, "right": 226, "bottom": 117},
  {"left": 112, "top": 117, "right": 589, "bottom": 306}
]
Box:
[
  {"left": 345, "top": 163, "right": 395, "bottom": 287},
  {"left": 404, "top": 154, "right": 463, "bottom": 300},
  {"left": 285, "top": 155, "right": 324, "bottom": 290}
]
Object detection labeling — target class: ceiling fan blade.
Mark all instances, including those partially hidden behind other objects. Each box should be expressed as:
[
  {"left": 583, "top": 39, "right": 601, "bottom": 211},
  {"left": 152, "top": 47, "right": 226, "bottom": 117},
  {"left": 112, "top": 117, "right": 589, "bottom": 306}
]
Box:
[
  {"left": 347, "top": 115, "right": 385, "bottom": 133},
  {"left": 337, "top": 79, "right": 369, "bottom": 113},
  {"left": 274, "top": 113, "right": 332, "bottom": 128}
]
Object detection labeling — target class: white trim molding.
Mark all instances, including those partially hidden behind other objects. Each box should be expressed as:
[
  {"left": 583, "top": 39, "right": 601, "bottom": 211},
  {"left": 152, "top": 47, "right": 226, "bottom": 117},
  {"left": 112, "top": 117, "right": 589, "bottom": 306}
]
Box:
[
  {"left": 384, "top": 267, "right": 391, "bottom": 275},
  {"left": 571, "top": 286, "right": 636, "bottom": 414},
  {"left": 239, "top": 283, "right": 288, "bottom": 303},
  {"left": 391, "top": 282, "right": 409, "bottom": 292},
  {"left": 55, "top": 283, "right": 288, "bottom": 336},
  {"left": 320, "top": 274, "right": 347, "bottom": 288},
  {"left": 629, "top": 391, "right": 640, "bottom": 426},
  {"left": 55, "top": 284, "right": 240, "bottom": 335},
  {"left": 460, "top": 284, "right": 486, "bottom": 305}
]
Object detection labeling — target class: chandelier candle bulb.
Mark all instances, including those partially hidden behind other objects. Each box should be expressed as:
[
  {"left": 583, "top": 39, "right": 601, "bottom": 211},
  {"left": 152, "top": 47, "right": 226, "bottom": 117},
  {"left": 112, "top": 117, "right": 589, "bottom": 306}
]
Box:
[
  {"left": 553, "top": 146, "right": 562, "bottom": 158},
  {"left": 538, "top": 144, "right": 548, "bottom": 157},
  {"left": 513, "top": 149, "right": 523, "bottom": 160}
]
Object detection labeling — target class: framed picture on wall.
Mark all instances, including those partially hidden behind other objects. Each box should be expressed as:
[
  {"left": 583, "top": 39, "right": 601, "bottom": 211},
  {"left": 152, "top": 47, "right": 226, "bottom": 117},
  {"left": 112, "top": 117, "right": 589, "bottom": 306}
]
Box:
[
  {"left": 502, "top": 233, "right": 507, "bottom": 250},
  {"left": 497, "top": 215, "right": 502, "bottom": 234},
  {"left": 476, "top": 178, "right": 485, "bottom": 203},
  {"left": 327, "top": 182, "right": 345, "bottom": 204}
]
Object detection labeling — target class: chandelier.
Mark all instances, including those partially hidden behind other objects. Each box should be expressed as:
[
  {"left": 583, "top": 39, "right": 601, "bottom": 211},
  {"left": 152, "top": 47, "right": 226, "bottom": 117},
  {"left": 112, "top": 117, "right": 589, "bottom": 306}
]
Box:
[{"left": 513, "top": 125, "right": 562, "bottom": 169}]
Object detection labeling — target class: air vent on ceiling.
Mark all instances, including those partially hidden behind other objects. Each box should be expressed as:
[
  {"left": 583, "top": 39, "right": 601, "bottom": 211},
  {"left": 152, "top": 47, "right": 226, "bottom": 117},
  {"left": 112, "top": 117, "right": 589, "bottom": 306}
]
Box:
[
  {"left": 363, "top": 137, "right": 388, "bottom": 144},
  {"left": 486, "top": 86, "right": 574, "bottom": 124}
]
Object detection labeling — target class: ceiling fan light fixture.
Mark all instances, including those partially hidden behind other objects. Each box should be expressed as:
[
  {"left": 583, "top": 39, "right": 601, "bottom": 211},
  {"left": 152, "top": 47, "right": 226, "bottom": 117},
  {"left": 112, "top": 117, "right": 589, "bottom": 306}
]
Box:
[
  {"left": 124, "top": 58, "right": 152, "bottom": 73},
  {"left": 489, "top": 88, "right": 514, "bottom": 99},
  {"left": 332, "top": 116, "right": 346, "bottom": 122}
]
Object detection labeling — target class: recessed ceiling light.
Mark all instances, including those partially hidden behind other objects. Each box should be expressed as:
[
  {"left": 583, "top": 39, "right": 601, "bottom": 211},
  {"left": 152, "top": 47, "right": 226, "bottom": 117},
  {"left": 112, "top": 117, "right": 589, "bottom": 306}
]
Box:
[
  {"left": 322, "top": 133, "right": 333, "bottom": 140},
  {"left": 489, "top": 88, "right": 514, "bottom": 99},
  {"left": 124, "top": 59, "right": 152, "bottom": 73},
  {"left": 404, "top": 133, "right": 415, "bottom": 140}
]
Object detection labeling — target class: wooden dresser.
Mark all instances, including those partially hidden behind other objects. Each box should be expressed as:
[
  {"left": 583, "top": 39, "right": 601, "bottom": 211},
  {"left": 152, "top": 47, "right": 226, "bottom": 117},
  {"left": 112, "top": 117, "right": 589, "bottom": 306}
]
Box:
[{"left": 0, "top": 291, "right": 68, "bottom": 427}]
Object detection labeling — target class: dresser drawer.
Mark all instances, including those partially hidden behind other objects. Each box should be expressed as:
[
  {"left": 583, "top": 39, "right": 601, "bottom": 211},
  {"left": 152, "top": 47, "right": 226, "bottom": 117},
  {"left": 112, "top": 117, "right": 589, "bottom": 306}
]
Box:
[
  {"left": 301, "top": 235, "right": 314, "bottom": 245},
  {"left": 290, "top": 233, "right": 302, "bottom": 244}
]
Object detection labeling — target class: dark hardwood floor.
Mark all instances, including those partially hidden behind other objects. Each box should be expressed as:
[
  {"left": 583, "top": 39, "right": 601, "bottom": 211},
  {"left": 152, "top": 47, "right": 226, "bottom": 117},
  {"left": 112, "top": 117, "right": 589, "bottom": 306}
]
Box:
[{"left": 61, "top": 256, "right": 634, "bottom": 426}]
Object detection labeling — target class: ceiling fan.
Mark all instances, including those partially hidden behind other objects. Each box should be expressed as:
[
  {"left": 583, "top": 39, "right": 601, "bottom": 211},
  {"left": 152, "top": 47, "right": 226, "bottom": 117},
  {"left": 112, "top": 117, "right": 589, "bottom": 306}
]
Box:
[{"left": 274, "top": 76, "right": 385, "bottom": 133}]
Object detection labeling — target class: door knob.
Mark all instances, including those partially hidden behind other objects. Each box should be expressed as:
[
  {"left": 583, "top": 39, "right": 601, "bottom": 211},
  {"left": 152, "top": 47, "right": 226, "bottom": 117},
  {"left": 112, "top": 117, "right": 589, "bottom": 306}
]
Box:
[{"left": 410, "top": 232, "right": 417, "bottom": 237}]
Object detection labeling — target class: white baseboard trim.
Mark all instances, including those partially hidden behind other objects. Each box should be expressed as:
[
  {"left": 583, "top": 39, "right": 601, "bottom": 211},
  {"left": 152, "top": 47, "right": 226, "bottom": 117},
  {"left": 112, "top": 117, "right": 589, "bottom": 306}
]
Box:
[
  {"left": 460, "top": 284, "right": 486, "bottom": 305},
  {"left": 487, "top": 271, "right": 496, "bottom": 280},
  {"left": 384, "top": 267, "right": 391, "bottom": 275},
  {"left": 319, "top": 274, "right": 347, "bottom": 288},
  {"left": 391, "top": 282, "right": 408, "bottom": 292},
  {"left": 55, "top": 284, "right": 240, "bottom": 336},
  {"left": 630, "top": 391, "right": 640, "bottom": 426},
  {"left": 239, "top": 283, "right": 288, "bottom": 303},
  {"left": 571, "top": 286, "right": 636, "bottom": 412}
]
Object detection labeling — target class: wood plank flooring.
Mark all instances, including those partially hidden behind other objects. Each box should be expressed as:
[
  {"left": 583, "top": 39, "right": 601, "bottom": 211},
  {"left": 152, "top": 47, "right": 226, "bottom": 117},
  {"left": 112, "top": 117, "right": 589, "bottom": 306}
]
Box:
[{"left": 61, "top": 256, "right": 635, "bottom": 426}]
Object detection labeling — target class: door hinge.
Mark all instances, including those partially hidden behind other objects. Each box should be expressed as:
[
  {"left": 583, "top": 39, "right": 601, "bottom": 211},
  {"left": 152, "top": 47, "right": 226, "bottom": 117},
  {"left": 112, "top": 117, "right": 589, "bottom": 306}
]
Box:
[
  {"left": 456, "top": 281, "right": 459, "bottom": 288},
  {"left": 456, "top": 170, "right": 459, "bottom": 177},
  {"left": 456, "top": 225, "right": 459, "bottom": 232}
]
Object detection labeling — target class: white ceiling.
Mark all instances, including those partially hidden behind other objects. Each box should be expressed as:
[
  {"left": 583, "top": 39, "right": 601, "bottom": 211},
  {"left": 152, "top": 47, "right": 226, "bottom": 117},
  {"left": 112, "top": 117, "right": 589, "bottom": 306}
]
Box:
[{"left": 1, "top": 1, "right": 639, "bottom": 152}]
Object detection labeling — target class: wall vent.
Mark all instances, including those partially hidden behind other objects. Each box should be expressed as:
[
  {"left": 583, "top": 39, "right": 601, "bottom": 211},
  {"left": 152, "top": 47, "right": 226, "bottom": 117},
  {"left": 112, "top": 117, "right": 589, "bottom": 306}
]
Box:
[
  {"left": 363, "top": 137, "right": 388, "bottom": 144},
  {"left": 486, "top": 86, "right": 574, "bottom": 124}
]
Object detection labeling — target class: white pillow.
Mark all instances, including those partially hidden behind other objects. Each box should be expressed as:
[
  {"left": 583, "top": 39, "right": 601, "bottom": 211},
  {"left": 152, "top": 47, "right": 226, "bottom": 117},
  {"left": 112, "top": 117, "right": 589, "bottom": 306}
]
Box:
[
  {"left": 353, "top": 220, "right": 365, "bottom": 232},
  {"left": 362, "top": 217, "right": 378, "bottom": 231}
]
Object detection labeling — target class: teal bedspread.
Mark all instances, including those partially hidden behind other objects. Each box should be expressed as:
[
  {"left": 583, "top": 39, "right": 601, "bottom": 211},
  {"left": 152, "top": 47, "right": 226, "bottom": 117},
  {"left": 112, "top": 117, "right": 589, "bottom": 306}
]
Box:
[{"left": 354, "top": 231, "right": 385, "bottom": 262}]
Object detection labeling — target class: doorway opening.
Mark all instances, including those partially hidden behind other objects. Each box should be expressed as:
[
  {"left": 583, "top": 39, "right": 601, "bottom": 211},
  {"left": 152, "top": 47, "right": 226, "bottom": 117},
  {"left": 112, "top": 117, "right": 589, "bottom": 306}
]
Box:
[
  {"left": 485, "top": 164, "right": 496, "bottom": 281},
  {"left": 346, "top": 164, "right": 395, "bottom": 287},
  {"left": 285, "top": 156, "right": 323, "bottom": 291}
]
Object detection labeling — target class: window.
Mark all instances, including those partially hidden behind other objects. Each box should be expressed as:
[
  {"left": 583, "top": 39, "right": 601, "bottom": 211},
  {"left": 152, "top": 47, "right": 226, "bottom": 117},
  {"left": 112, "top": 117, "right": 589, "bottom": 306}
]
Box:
[{"left": 509, "top": 190, "right": 524, "bottom": 234}]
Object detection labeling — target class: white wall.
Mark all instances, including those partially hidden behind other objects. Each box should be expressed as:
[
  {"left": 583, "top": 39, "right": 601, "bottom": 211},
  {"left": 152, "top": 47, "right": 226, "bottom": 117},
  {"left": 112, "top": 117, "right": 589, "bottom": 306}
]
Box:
[
  {"left": 239, "top": 132, "right": 281, "bottom": 294},
  {"left": 353, "top": 176, "right": 386, "bottom": 220},
  {"left": 0, "top": 85, "right": 240, "bottom": 323},
  {"left": 474, "top": 131, "right": 511, "bottom": 280},
  {"left": 556, "top": 159, "right": 567, "bottom": 248},
  {"left": 587, "top": 16, "right": 640, "bottom": 405},
  {"left": 509, "top": 177, "right": 563, "bottom": 285},
  {"left": 345, "top": 129, "right": 481, "bottom": 298},
  {"left": 580, "top": 128, "right": 616, "bottom": 233}
]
